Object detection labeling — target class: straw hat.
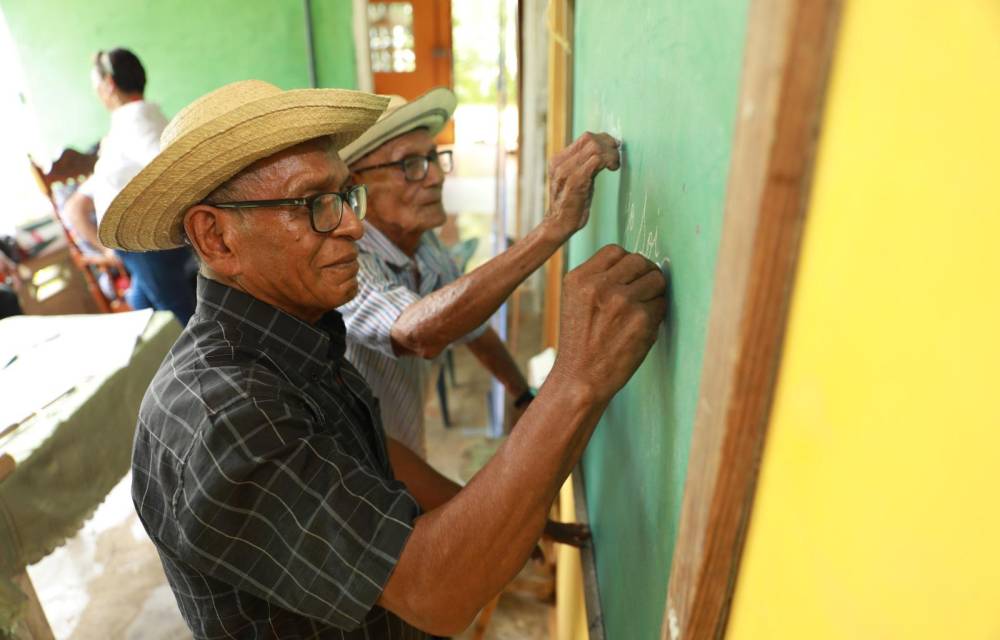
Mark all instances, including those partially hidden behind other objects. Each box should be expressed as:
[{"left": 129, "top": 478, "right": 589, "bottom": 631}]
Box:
[
  {"left": 340, "top": 87, "right": 457, "bottom": 166},
  {"left": 99, "top": 80, "right": 389, "bottom": 251}
]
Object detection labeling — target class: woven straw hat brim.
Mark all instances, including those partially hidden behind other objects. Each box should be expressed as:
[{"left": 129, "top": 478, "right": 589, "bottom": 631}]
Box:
[
  {"left": 340, "top": 87, "right": 457, "bottom": 166},
  {"left": 99, "top": 89, "right": 388, "bottom": 252}
]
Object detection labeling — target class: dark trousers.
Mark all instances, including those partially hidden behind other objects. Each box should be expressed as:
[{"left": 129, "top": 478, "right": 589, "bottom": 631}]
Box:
[{"left": 118, "top": 246, "right": 197, "bottom": 326}]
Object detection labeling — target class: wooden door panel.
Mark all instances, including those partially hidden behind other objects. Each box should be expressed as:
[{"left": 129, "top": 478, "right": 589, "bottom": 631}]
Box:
[{"left": 368, "top": 0, "right": 454, "bottom": 143}]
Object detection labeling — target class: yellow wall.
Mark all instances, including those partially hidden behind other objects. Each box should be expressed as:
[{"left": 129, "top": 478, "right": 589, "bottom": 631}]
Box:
[
  {"left": 727, "top": 1, "right": 1000, "bottom": 638},
  {"left": 556, "top": 476, "right": 590, "bottom": 640}
]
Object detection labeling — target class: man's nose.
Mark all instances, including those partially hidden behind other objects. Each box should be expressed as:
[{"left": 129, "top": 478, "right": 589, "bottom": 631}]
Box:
[
  {"left": 335, "top": 206, "right": 364, "bottom": 241},
  {"left": 424, "top": 157, "right": 446, "bottom": 186}
]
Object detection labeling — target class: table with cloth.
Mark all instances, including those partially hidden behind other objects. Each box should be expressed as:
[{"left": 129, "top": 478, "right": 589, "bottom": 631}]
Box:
[{"left": 0, "top": 310, "right": 181, "bottom": 634}]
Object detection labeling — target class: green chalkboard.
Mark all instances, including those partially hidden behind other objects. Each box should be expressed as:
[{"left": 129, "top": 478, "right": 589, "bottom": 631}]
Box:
[{"left": 568, "top": 2, "right": 749, "bottom": 637}]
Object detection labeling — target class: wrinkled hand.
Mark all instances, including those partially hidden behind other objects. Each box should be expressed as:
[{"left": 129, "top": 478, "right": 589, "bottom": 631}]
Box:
[
  {"left": 84, "top": 247, "right": 125, "bottom": 272},
  {"left": 101, "top": 247, "right": 126, "bottom": 272},
  {"left": 553, "top": 245, "right": 667, "bottom": 402},
  {"left": 544, "top": 132, "right": 621, "bottom": 239}
]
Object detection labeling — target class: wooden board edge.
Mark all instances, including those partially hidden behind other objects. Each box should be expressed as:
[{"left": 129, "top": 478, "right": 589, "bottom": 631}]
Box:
[
  {"left": 541, "top": 0, "right": 574, "bottom": 349},
  {"left": 572, "top": 464, "right": 605, "bottom": 640},
  {"left": 662, "top": 0, "right": 844, "bottom": 638}
]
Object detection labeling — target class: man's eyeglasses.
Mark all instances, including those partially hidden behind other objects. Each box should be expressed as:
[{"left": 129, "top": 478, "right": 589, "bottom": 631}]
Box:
[
  {"left": 352, "top": 149, "right": 453, "bottom": 182},
  {"left": 205, "top": 184, "right": 367, "bottom": 234}
]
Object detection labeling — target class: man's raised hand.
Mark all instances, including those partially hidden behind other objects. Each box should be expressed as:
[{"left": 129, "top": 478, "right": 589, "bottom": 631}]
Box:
[{"left": 544, "top": 132, "right": 621, "bottom": 239}]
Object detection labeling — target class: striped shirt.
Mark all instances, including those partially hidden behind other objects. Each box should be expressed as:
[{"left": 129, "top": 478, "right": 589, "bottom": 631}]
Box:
[
  {"left": 340, "top": 222, "right": 487, "bottom": 458},
  {"left": 132, "top": 276, "right": 425, "bottom": 639}
]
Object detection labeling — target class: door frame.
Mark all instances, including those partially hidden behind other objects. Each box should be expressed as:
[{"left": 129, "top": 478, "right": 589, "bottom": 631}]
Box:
[{"left": 352, "top": 0, "right": 374, "bottom": 92}]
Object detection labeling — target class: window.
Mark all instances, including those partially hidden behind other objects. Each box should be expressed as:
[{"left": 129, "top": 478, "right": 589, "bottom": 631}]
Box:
[{"left": 368, "top": 2, "right": 416, "bottom": 73}]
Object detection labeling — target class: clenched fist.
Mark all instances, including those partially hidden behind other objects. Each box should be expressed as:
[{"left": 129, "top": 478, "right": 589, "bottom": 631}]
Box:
[
  {"left": 543, "top": 132, "right": 621, "bottom": 240},
  {"left": 553, "top": 245, "right": 667, "bottom": 402}
]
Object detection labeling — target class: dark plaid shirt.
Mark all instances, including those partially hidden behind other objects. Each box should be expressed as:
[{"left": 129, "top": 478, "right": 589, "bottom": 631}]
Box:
[{"left": 132, "top": 276, "right": 425, "bottom": 639}]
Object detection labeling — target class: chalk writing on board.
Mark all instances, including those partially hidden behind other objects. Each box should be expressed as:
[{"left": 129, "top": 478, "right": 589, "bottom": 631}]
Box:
[
  {"left": 627, "top": 190, "right": 664, "bottom": 264},
  {"left": 625, "top": 193, "right": 634, "bottom": 232},
  {"left": 601, "top": 108, "right": 663, "bottom": 266}
]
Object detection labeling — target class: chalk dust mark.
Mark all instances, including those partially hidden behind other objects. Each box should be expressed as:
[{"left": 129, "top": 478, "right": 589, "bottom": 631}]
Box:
[
  {"left": 625, "top": 192, "right": 635, "bottom": 233},
  {"left": 631, "top": 192, "right": 649, "bottom": 253}
]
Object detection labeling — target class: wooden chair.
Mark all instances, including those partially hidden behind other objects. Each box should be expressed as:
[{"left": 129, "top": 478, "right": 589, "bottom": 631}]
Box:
[{"left": 28, "top": 149, "right": 131, "bottom": 313}]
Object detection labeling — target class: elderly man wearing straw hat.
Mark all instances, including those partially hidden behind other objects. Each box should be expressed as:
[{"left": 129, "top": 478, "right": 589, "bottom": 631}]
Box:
[
  {"left": 101, "top": 80, "right": 666, "bottom": 638},
  {"left": 338, "top": 88, "right": 551, "bottom": 459}
]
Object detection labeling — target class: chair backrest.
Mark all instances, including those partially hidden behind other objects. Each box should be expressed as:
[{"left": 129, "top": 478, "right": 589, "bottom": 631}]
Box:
[
  {"left": 32, "top": 148, "right": 97, "bottom": 200},
  {"left": 28, "top": 149, "right": 130, "bottom": 314}
]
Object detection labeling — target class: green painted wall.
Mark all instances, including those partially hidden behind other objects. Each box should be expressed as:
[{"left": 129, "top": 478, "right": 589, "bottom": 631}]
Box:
[
  {"left": 568, "top": 1, "right": 749, "bottom": 638},
  {"left": 1, "top": 0, "right": 356, "bottom": 155}
]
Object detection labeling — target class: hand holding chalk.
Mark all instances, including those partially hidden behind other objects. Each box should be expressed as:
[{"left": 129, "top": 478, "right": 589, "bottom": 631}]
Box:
[
  {"left": 551, "top": 245, "right": 668, "bottom": 402},
  {"left": 542, "top": 131, "right": 623, "bottom": 241}
]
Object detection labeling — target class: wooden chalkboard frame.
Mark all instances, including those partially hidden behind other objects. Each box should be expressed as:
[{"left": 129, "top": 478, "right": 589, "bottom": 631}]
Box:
[{"left": 661, "top": 1, "right": 843, "bottom": 638}]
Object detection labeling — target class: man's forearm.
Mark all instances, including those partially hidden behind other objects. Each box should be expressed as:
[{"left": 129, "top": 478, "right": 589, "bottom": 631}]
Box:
[
  {"left": 379, "top": 368, "right": 607, "bottom": 634},
  {"left": 390, "top": 222, "right": 564, "bottom": 359},
  {"left": 386, "top": 438, "right": 460, "bottom": 512},
  {"left": 466, "top": 328, "right": 529, "bottom": 397},
  {"left": 63, "top": 192, "right": 103, "bottom": 250},
  {"left": 377, "top": 135, "right": 645, "bottom": 636}
]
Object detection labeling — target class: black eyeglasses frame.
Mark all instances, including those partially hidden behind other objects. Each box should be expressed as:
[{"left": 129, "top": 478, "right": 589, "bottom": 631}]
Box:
[
  {"left": 352, "top": 149, "right": 453, "bottom": 182},
  {"left": 204, "top": 184, "right": 367, "bottom": 234}
]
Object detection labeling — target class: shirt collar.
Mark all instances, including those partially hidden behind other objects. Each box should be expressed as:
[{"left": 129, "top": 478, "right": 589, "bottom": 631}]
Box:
[
  {"left": 109, "top": 99, "right": 148, "bottom": 125},
  {"left": 194, "top": 276, "right": 347, "bottom": 376}
]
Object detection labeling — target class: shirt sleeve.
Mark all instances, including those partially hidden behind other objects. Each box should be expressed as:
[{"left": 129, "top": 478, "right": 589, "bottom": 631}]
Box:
[
  {"left": 76, "top": 175, "right": 96, "bottom": 199},
  {"left": 339, "top": 252, "right": 421, "bottom": 359},
  {"left": 173, "top": 391, "right": 420, "bottom": 631},
  {"left": 123, "top": 121, "right": 162, "bottom": 166}
]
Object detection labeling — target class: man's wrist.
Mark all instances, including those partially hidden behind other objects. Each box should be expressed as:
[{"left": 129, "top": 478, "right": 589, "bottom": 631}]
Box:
[
  {"left": 546, "top": 361, "right": 612, "bottom": 407},
  {"left": 535, "top": 217, "right": 572, "bottom": 247}
]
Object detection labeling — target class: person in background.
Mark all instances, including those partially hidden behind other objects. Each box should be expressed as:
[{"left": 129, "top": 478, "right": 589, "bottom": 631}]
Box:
[
  {"left": 340, "top": 88, "right": 595, "bottom": 458},
  {"left": 63, "top": 47, "right": 195, "bottom": 324}
]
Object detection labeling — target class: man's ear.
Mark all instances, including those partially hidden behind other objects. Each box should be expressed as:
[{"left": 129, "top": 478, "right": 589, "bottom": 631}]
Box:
[
  {"left": 100, "top": 76, "right": 119, "bottom": 101},
  {"left": 183, "top": 205, "right": 243, "bottom": 278}
]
